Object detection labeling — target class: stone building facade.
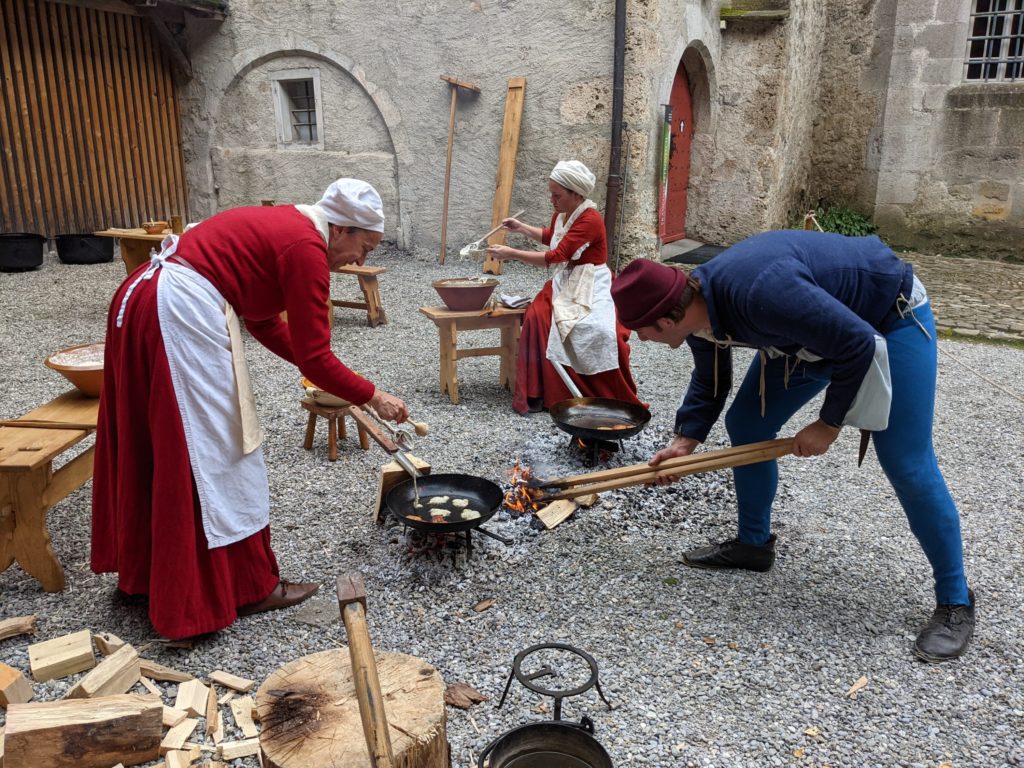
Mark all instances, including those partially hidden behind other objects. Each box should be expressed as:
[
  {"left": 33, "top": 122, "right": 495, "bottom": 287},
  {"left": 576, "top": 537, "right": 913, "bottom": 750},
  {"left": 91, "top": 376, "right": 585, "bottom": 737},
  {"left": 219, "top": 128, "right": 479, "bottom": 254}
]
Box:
[{"left": 176, "top": 0, "right": 1022, "bottom": 260}]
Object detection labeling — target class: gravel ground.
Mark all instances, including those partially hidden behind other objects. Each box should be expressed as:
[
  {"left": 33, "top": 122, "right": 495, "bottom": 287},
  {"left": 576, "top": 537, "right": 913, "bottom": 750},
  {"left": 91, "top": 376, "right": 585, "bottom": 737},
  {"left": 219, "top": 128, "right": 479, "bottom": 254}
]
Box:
[{"left": 1, "top": 244, "right": 1023, "bottom": 768}]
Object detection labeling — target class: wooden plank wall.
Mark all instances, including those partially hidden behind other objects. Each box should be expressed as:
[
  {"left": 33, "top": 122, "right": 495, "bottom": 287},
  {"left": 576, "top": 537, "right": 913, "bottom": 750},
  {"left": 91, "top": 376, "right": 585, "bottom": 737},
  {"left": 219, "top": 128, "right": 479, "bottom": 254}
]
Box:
[{"left": 0, "top": 0, "right": 188, "bottom": 236}]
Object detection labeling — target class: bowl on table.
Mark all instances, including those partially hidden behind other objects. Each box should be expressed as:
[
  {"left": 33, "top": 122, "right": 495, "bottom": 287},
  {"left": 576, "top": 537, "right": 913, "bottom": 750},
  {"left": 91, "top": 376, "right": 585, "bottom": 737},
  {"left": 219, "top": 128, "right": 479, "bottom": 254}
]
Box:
[
  {"left": 45, "top": 343, "right": 105, "bottom": 397},
  {"left": 141, "top": 221, "right": 169, "bottom": 235},
  {"left": 432, "top": 277, "right": 499, "bottom": 312},
  {"left": 301, "top": 377, "right": 351, "bottom": 408}
]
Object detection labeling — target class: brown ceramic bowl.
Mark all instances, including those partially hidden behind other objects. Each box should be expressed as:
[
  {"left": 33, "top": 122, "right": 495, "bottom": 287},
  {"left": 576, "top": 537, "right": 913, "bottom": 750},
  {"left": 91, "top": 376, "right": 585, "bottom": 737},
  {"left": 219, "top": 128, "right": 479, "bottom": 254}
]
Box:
[
  {"left": 300, "top": 377, "right": 353, "bottom": 408},
  {"left": 45, "top": 343, "right": 105, "bottom": 398},
  {"left": 141, "top": 221, "right": 169, "bottom": 235},
  {"left": 432, "top": 278, "right": 499, "bottom": 312}
]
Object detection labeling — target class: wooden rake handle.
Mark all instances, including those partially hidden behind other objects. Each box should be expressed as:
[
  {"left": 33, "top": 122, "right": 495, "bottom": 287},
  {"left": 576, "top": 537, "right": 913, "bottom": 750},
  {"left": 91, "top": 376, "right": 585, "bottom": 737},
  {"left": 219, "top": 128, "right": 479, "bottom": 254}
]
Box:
[
  {"left": 541, "top": 438, "right": 794, "bottom": 501},
  {"left": 337, "top": 574, "right": 395, "bottom": 768}
]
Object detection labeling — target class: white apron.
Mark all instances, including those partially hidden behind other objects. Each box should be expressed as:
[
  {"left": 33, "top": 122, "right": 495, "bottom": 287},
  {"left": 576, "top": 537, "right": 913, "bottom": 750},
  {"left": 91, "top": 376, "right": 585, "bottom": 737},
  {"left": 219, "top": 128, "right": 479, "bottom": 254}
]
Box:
[
  {"left": 545, "top": 200, "right": 620, "bottom": 375},
  {"left": 116, "top": 236, "right": 270, "bottom": 548}
]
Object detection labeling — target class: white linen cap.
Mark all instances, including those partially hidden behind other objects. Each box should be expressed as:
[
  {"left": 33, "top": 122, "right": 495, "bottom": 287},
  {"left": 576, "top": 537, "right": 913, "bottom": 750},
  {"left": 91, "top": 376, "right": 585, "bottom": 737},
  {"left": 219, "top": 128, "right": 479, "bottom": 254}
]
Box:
[
  {"left": 315, "top": 178, "right": 385, "bottom": 233},
  {"left": 549, "top": 160, "right": 596, "bottom": 198}
]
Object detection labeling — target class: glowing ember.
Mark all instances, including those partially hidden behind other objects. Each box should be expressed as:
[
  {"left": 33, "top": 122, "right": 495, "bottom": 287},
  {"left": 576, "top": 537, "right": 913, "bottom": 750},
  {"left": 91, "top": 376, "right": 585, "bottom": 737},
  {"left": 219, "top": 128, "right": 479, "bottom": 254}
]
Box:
[{"left": 504, "top": 460, "right": 544, "bottom": 517}]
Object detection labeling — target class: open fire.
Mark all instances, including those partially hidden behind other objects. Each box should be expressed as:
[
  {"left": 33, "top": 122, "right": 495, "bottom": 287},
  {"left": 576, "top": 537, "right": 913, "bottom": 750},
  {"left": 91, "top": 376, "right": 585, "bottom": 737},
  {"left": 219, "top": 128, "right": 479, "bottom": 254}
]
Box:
[{"left": 504, "top": 460, "right": 545, "bottom": 517}]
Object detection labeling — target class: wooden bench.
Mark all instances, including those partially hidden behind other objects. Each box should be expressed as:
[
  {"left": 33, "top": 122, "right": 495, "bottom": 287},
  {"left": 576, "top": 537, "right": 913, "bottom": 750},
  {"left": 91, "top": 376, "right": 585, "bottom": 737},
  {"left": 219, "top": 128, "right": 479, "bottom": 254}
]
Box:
[
  {"left": 330, "top": 264, "right": 387, "bottom": 327},
  {"left": 300, "top": 397, "right": 370, "bottom": 461},
  {"left": 419, "top": 305, "right": 526, "bottom": 405},
  {"left": 0, "top": 391, "right": 99, "bottom": 592}
]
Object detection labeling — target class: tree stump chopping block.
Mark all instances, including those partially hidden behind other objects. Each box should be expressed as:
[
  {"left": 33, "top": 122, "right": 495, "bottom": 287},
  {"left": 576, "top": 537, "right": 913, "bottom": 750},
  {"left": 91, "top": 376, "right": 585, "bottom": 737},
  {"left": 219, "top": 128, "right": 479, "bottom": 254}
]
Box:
[{"left": 256, "top": 649, "right": 448, "bottom": 768}]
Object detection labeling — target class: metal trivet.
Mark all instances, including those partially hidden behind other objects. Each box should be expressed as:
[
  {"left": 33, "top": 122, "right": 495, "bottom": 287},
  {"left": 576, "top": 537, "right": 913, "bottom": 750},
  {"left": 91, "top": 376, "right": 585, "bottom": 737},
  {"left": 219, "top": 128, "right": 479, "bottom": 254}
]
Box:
[
  {"left": 496, "top": 642, "right": 613, "bottom": 720},
  {"left": 569, "top": 435, "right": 621, "bottom": 467}
]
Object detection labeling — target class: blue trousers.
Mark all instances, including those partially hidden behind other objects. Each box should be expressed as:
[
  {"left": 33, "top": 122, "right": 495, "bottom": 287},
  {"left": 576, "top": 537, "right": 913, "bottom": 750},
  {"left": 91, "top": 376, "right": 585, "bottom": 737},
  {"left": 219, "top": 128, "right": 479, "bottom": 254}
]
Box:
[{"left": 722, "top": 302, "right": 969, "bottom": 605}]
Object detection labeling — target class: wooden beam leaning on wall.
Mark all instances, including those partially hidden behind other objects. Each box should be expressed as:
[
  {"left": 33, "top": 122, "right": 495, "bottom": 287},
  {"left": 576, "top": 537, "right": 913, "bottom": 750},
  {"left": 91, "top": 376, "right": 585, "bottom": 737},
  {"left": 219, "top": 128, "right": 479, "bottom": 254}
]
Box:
[{"left": 482, "top": 77, "right": 527, "bottom": 276}]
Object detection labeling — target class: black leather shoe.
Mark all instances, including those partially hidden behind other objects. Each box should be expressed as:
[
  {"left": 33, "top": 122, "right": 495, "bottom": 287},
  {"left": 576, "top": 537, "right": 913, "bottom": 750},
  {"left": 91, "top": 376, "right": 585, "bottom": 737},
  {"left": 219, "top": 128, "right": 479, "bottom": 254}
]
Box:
[
  {"left": 913, "top": 589, "right": 975, "bottom": 663},
  {"left": 682, "top": 535, "right": 777, "bottom": 572}
]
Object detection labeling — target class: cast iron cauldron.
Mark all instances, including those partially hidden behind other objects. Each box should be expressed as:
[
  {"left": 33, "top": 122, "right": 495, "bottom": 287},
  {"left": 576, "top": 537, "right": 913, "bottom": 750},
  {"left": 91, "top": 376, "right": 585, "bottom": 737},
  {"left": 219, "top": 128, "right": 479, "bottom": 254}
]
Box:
[{"left": 478, "top": 717, "right": 613, "bottom": 768}]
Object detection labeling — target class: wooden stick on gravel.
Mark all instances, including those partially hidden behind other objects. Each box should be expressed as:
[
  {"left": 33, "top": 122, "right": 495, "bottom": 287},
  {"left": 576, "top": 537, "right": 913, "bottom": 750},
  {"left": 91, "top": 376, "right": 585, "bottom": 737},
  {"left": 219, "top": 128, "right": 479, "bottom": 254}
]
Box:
[
  {"left": 0, "top": 615, "right": 37, "bottom": 642},
  {"left": 540, "top": 439, "right": 794, "bottom": 501}
]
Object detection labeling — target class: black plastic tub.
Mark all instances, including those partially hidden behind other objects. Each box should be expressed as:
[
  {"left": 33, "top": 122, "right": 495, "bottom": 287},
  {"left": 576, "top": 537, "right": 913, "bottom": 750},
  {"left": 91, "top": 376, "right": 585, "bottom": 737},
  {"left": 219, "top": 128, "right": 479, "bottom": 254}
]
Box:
[
  {"left": 55, "top": 234, "right": 114, "bottom": 265},
  {"left": 0, "top": 233, "right": 45, "bottom": 272}
]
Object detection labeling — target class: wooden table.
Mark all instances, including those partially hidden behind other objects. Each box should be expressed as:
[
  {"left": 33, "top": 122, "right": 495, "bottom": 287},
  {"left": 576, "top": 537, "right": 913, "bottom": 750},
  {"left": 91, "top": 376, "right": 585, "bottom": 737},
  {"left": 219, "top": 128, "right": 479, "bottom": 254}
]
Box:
[
  {"left": 419, "top": 305, "right": 526, "bottom": 404},
  {"left": 95, "top": 228, "right": 168, "bottom": 274},
  {"left": 0, "top": 392, "right": 99, "bottom": 592}
]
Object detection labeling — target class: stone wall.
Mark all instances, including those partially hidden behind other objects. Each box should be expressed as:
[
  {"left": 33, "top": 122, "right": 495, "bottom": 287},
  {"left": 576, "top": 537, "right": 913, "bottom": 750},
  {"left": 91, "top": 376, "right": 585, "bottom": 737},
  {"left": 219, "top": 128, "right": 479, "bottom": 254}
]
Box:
[{"left": 874, "top": 0, "right": 1024, "bottom": 260}]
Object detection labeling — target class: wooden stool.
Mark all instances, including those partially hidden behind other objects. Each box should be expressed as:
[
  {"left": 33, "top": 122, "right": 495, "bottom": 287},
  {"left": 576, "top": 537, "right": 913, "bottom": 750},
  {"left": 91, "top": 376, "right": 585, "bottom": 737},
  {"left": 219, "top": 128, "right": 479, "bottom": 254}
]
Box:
[
  {"left": 301, "top": 398, "right": 370, "bottom": 461},
  {"left": 331, "top": 265, "right": 387, "bottom": 327},
  {"left": 419, "top": 305, "right": 526, "bottom": 404},
  {"left": 0, "top": 391, "right": 99, "bottom": 593}
]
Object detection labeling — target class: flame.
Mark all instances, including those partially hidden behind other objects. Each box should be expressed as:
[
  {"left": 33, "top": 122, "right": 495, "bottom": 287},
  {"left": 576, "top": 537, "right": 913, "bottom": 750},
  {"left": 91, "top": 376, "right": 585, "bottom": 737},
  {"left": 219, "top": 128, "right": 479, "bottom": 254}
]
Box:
[{"left": 504, "top": 460, "right": 544, "bottom": 516}]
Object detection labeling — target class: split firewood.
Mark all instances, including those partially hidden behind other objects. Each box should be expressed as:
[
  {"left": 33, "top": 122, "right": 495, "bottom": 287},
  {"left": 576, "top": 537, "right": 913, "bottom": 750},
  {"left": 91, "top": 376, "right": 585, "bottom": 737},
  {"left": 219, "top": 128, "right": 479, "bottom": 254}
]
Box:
[
  {"left": 217, "top": 689, "right": 235, "bottom": 706},
  {"left": 162, "top": 705, "right": 189, "bottom": 728},
  {"left": 208, "top": 670, "right": 255, "bottom": 693},
  {"left": 139, "top": 659, "right": 193, "bottom": 683},
  {"left": 0, "top": 662, "right": 34, "bottom": 707},
  {"left": 65, "top": 644, "right": 140, "bottom": 699},
  {"left": 574, "top": 492, "right": 599, "bottom": 507},
  {"left": 472, "top": 598, "right": 495, "bottom": 613},
  {"left": 210, "top": 710, "right": 225, "bottom": 745},
  {"left": 0, "top": 726, "right": 5, "bottom": 767},
  {"left": 217, "top": 738, "right": 260, "bottom": 760},
  {"left": 160, "top": 717, "right": 199, "bottom": 754},
  {"left": 444, "top": 681, "right": 488, "bottom": 709},
  {"left": 0, "top": 615, "right": 37, "bottom": 642},
  {"left": 93, "top": 632, "right": 127, "bottom": 657},
  {"left": 3, "top": 693, "right": 162, "bottom": 768},
  {"left": 164, "top": 750, "right": 192, "bottom": 768},
  {"left": 28, "top": 629, "right": 96, "bottom": 682},
  {"left": 173, "top": 679, "right": 209, "bottom": 717},
  {"left": 204, "top": 684, "right": 219, "bottom": 737},
  {"left": 230, "top": 696, "right": 259, "bottom": 738},
  {"left": 535, "top": 499, "right": 578, "bottom": 530},
  {"left": 139, "top": 676, "right": 163, "bottom": 698}
]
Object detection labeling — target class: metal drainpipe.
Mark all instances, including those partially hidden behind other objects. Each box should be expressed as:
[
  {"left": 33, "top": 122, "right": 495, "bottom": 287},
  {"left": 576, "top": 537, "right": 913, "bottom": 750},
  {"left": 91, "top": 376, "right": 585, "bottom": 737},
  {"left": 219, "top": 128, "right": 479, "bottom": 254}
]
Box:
[{"left": 604, "top": 0, "right": 626, "bottom": 262}]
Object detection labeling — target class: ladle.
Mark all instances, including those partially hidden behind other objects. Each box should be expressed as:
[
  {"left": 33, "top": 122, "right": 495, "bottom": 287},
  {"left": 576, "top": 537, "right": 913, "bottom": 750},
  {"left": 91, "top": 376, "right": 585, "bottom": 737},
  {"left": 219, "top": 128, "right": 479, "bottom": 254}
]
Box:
[{"left": 459, "top": 209, "right": 525, "bottom": 259}]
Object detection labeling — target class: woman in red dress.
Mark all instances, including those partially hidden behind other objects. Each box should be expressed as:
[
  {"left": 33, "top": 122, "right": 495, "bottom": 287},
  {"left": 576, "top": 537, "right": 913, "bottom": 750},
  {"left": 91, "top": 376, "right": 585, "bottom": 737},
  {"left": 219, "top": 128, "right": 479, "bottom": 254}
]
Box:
[
  {"left": 92, "top": 179, "right": 408, "bottom": 639},
  {"left": 486, "top": 160, "right": 642, "bottom": 414}
]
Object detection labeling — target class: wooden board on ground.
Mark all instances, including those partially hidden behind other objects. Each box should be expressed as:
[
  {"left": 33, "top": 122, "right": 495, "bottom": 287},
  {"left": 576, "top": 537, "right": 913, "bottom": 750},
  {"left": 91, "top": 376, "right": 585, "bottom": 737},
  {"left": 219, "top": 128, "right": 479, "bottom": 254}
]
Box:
[
  {"left": 208, "top": 670, "right": 255, "bottom": 693},
  {"left": 256, "top": 648, "right": 447, "bottom": 768},
  {"left": 139, "top": 659, "right": 192, "bottom": 683},
  {"left": 217, "top": 738, "right": 260, "bottom": 760},
  {"left": 28, "top": 629, "right": 95, "bottom": 682},
  {"left": 162, "top": 705, "right": 188, "bottom": 728},
  {"left": 482, "top": 76, "right": 527, "bottom": 276},
  {"left": 536, "top": 499, "right": 578, "bottom": 530},
  {"left": 160, "top": 717, "right": 198, "bottom": 754},
  {"left": 3, "top": 693, "right": 161, "bottom": 767},
  {"left": 66, "top": 644, "right": 140, "bottom": 699},
  {"left": 230, "top": 696, "right": 259, "bottom": 738},
  {"left": 174, "top": 679, "right": 209, "bottom": 717},
  {"left": 373, "top": 454, "right": 431, "bottom": 524}
]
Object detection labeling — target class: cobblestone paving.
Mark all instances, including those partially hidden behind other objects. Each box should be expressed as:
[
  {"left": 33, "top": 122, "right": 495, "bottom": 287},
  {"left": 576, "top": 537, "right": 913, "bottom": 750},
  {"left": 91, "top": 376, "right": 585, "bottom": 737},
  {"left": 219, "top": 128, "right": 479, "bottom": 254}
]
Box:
[{"left": 903, "top": 252, "right": 1024, "bottom": 342}]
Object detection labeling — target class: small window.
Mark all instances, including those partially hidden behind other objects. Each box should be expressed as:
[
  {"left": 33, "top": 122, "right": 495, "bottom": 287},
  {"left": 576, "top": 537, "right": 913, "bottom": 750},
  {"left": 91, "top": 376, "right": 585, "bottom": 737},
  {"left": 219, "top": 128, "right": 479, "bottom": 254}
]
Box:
[
  {"left": 965, "top": 0, "right": 1023, "bottom": 82},
  {"left": 271, "top": 68, "right": 323, "bottom": 147}
]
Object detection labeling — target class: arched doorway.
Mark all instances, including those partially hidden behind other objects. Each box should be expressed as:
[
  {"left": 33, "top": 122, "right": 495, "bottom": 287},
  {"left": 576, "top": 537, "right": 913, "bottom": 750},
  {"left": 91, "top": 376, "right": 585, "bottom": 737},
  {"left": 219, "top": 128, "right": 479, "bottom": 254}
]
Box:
[{"left": 661, "top": 58, "right": 693, "bottom": 243}]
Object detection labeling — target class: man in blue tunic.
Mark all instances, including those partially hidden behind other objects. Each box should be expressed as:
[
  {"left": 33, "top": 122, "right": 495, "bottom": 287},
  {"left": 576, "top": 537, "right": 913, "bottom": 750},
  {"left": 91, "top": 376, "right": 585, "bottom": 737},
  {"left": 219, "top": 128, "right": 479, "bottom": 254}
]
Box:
[{"left": 611, "top": 230, "right": 973, "bottom": 662}]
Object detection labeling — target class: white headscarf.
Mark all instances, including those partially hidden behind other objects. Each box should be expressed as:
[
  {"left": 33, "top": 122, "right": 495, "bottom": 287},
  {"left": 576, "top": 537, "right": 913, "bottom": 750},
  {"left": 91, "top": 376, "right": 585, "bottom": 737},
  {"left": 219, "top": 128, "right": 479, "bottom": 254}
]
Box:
[
  {"left": 550, "top": 160, "right": 596, "bottom": 198},
  {"left": 314, "top": 178, "right": 385, "bottom": 232}
]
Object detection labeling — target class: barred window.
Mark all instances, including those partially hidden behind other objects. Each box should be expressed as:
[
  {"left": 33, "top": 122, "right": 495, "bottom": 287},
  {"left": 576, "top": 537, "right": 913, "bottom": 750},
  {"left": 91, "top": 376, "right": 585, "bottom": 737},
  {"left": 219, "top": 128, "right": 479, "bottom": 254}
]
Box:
[
  {"left": 965, "top": 0, "right": 1023, "bottom": 81},
  {"left": 270, "top": 68, "right": 323, "bottom": 148}
]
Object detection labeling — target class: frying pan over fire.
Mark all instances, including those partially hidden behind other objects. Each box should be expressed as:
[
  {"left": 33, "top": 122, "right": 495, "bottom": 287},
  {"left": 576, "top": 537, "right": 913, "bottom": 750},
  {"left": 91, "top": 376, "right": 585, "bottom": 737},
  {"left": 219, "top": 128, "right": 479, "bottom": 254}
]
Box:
[
  {"left": 549, "top": 397, "right": 651, "bottom": 442},
  {"left": 385, "top": 473, "right": 509, "bottom": 542}
]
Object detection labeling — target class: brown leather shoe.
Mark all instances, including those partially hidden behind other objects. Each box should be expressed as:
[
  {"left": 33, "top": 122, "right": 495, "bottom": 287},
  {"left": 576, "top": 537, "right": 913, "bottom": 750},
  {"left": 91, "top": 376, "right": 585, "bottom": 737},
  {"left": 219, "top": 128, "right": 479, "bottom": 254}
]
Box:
[{"left": 238, "top": 580, "right": 320, "bottom": 616}]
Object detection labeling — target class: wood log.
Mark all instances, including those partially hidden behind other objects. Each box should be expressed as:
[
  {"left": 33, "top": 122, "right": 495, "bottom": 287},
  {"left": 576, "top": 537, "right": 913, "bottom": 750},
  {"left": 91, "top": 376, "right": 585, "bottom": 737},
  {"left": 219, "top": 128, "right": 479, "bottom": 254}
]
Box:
[
  {"left": 0, "top": 616, "right": 36, "bottom": 642},
  {"left": 139, "top": 659, "right": 192, "bottom": 683},
  {"left": 173, "top": 679, "right": 209, "bottom": 717},
  {"left": 66, "top": 644, "right": 140, "bottom": 699},
  {"left": 3, "top": 693, "right": 161, "bottom": 767},
  {"left": 536, "top": 499, "right": 577, "bottom": 530},
  {"left": 230, "top": 696, "right": 259, "bottom": 738},
  {"left": 256, "top": 649, "right": 447, "bottom": 768},
  {"left": 28, "top": 629, "right": 95, "bottom": 682},
  {"left": 208, "top": 670, "right": 255, "bottom": 693},
  {"left": 0, "top": 663, "right": 33, "bottom": 708}
]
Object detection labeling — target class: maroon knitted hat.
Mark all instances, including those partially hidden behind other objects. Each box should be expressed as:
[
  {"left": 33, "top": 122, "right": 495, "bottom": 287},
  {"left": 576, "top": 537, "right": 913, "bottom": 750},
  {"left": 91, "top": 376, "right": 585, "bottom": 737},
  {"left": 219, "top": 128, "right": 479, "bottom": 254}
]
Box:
[{"left": 611, "top": 259, "right": 688, "bottom": 330}]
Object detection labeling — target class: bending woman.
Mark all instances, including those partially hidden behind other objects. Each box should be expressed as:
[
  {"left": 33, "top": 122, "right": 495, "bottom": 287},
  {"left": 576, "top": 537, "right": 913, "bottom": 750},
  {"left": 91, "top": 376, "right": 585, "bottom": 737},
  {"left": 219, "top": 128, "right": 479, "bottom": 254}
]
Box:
[
  {"left": 486, "top": 160, "right": 642, "bottom": 414},
  {"left": 92, "top": 179, "right": 408, "bottom": 640}
]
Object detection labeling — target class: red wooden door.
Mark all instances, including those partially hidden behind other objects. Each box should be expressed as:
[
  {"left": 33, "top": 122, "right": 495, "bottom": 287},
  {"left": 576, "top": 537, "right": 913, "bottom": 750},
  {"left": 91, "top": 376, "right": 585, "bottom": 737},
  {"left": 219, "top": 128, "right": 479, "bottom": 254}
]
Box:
[{"left": 662, "top": 60, "right": 693, "bottom": 243}]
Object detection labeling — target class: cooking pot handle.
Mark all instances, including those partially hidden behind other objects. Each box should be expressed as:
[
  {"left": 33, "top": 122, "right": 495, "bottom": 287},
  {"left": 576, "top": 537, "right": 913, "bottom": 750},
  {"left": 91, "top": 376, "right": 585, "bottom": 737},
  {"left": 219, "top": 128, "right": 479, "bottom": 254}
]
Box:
[
  {"left": 475, "top": 525, "right": 513, "bottom": 546},
  {"left": 477, "top": 732, "right": 503, "bottom": 768}
]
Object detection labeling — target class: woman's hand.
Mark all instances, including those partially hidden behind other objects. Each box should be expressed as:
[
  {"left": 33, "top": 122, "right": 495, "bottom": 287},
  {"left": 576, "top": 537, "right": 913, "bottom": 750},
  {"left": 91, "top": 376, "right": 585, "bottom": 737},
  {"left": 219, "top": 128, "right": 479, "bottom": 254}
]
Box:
[
  {"left": 502, "top": 217, "right": 525, "bottom": 234},
  {"left": 793, "top": 419, "right": 841, "bottom": 457},
  {"left": 648, "top": 434, "right": 701, "bottom": 486},
  {"left": 368, "top": 388, "right": 409, "bottom": 423},
  {"left": 486, "top": 244, "right": 515, "bottom": 262}
]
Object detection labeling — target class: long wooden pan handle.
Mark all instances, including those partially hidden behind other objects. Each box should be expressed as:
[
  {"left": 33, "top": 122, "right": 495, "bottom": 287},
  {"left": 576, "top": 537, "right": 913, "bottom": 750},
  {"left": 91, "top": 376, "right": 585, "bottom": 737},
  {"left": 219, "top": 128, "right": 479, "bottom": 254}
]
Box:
[
  {"left": 542, "top": 438, "right": 794, "bottom": 501},
  {"left": 337, "top": 574, "right": 395, "bottom": 768}
]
